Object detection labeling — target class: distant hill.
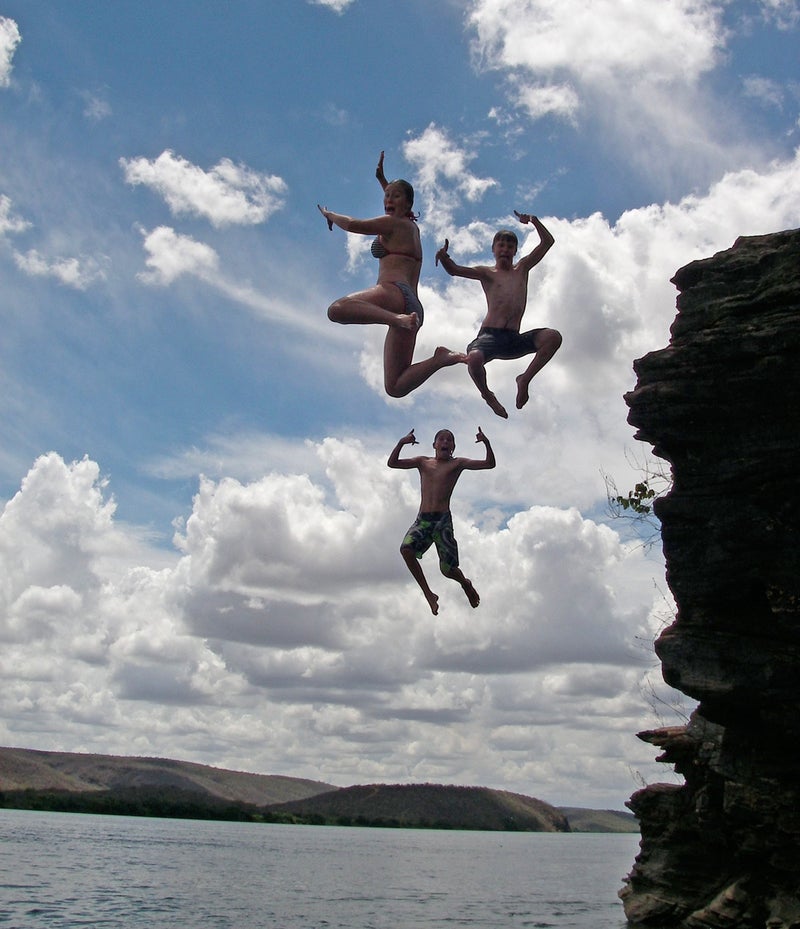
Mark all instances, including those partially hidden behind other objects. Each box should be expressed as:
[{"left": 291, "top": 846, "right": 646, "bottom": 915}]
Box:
[
  {"left": 0, "top": 747, "right": 636, "bottom": 832},
  {"left": 0, "top": 747, "right": 333, "bottom": 805},
  {"left": 558, "top": 807, "right": 639, "bottom": 833},
  {"left": 268, "top": 783, "right": 570, "bottom": 832}
]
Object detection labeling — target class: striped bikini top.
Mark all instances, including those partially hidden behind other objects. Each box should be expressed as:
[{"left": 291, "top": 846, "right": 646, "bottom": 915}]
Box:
[{"left": 371, "top": 236, "right": 421, "bottom": 262}]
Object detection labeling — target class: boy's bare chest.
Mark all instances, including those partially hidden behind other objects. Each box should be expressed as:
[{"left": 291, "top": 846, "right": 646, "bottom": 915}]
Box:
[
  {"left": 421, "top": 458, "right": 460, "bottom": 485},
  {"left": 484, "top": 269, "right": 528, "bottom": 304}
]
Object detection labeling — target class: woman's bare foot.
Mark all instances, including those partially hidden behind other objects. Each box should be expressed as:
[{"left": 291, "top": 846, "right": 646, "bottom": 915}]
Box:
[
  {"left": 515, "top": 374, "right": 531, "bottom": 409},
  {"left": 424, "top": 590, "right": 440, "bottom": 615},
  {"left": 394, "top": 312, "right": 420, "bottom": 331},
  {"left": 482, "top": 390, "right": 508, "bottom": 419},
  {"left": 433, "top": 346, "right": 467, "bottom": 366},
  {"left": 462, "top": 579, "right": 480, "bottom": 608}
]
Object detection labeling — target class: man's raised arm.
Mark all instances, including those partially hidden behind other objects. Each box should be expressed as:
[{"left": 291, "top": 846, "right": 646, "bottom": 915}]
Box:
[
  {"left": 435, "top": 238, "right": 487, "bottom": 280},
  {"left": 388, "top": 429, "right": 421, "bottom": 469},
  {"left": 463, "top": 427, "right": 496, "bottom": 470},
  {"left": 514, "top": 212, "right": 554, "bottom": 271}
]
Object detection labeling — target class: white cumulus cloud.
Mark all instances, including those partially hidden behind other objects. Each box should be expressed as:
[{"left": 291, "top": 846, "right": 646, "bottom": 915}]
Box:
[
  {"left": 0, "top": 443, "right": 675, "bottom": 807},
  {"left": 400, "top": 124, "right": 499, "bottom": 242},
  {"left": 0, "top": 194, "right": 30, "bottom": 237},
  {"left": 120, "top": 150, "right": 288, "bottom": 227},
  {"left": 13, "top": 249, "right": 107, "bottom": 290},
  {"left": 464, "top": 0, "right": 768, "bottom": 189},
  {"left": 468, "top": 0, "right": 723, "bottom": 99},
  {"left": 309, "top": 0, "right": 356, "bottom": 11},
  {"left": 0, "top": 16, "right": 20, "bottom": 88},
  {"left": 137, "top": 225, "right": 220, "bottom": 286}
]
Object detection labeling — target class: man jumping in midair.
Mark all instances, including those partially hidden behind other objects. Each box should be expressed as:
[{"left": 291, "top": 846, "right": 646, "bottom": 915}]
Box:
[
  {"left": 388, "top": 426, "right": 495, "bottom": 615},
  {"left": 436, "top": 212, "right": 561, "bottom": 418}
]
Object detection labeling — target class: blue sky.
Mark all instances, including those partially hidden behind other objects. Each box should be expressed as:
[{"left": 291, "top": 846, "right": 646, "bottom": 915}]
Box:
[{"left": 0, "top": 0, "right": 798, "bottom": 809}]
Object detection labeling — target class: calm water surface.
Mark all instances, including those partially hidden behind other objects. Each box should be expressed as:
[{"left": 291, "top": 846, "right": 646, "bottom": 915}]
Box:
[{"left": 0, "top": 809, "right": 639, "bottom": 928}]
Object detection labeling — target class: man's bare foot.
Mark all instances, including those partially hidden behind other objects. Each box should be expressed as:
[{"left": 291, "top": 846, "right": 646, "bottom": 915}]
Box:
[
  {"left": 516, "top": 375, "right": 531, "bottom": 409},
  {"left": 433, "top": 346, "right": 467, "bottom": 367},
  {"left": 462, "top": 579, "right": 480, "bottom": 608},
  {"left": 482, "top": 390, "right": 508, "bottom": 418},
  {"left": 424, "top": 590, "right": 440, "bottom": 615}
]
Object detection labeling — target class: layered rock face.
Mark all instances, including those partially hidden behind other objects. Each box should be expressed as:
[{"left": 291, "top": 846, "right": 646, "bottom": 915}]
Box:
[{"left": 620, "top": 229, "right": 800, "bottom": 929}]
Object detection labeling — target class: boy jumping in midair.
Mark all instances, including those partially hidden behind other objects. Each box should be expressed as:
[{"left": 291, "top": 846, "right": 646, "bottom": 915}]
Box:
[
  {"left": 436, "top": 211, "right": 561, "bottom": 419},
  {"left": 388, "top": 427, "right": 495, "bottom": 615}
]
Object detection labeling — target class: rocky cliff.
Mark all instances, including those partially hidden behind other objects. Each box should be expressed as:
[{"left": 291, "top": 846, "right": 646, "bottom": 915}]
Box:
[{"left": 620, "top": 229, "right": 800, "bottom": 929}]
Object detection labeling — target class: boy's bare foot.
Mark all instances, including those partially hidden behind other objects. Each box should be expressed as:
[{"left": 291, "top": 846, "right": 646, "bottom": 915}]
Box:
[
  {"left": 424, "top": 590, "right": 440, "bottom": 615},
  {"left": 515, "top": 375, "right": 531, "bottom": 409},
  {"left": 483, "top": 390, "right": 508, "bottom": 419},
  {"left": 434, "top": 346, "right": 467, "bottom": 366},
  {"left": 462, "top": 579, "right": 480, "bottom": 608}
]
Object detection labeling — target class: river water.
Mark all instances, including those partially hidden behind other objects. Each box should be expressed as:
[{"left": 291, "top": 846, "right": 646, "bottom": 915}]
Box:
[{"left": 0, "top": 808, "right": 640, "bottom": 928}]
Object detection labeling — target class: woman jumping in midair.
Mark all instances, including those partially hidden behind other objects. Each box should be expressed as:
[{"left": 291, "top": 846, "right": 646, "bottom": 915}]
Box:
[{"left": 318, "top": 157, "right": 464, "bottom": 397}]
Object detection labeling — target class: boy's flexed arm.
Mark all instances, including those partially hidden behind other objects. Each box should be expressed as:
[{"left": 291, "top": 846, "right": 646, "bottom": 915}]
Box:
[
  {"left": 435, "top": 238, "right": 488, "bottom": 281},
  {"left": 513, "top": 211, "right": 554, "bottom": 272},
  {"left": 461, "top": 427, "right": 496, "bottom": 471},
  {"left": 388, "top": 429, "right": 423, "bottom": 469}
]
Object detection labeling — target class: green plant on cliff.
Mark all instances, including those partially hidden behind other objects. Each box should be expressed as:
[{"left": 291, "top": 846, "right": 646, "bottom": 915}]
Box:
[
  {"left": 615, "top": 479, "right": 656, "bottom": 514},
  {"left": 603, "top": 449, "right": 672, "bottom": 548}
]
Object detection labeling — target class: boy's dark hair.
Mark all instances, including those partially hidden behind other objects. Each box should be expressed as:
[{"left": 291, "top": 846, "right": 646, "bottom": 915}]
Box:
[
  {"left": 434, "top": 429, "right": 455, "bottom": 443},
  {"left": 492, "top": 229, "right": 519, "bottom": 249}
]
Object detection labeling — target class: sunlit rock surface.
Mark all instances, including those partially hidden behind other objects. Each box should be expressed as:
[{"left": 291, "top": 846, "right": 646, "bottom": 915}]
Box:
[{"left": 620, "top": 229, "right": 800, "bottom": 929}]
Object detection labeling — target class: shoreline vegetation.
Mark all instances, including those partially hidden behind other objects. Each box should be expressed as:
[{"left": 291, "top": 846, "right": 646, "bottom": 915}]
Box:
[{"left": 0, "top": 746, "right": 637, "bottom": 834}]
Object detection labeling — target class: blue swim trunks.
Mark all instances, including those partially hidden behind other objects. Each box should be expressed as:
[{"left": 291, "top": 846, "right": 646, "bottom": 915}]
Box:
[
  {"left": 393, "top": 281, "right": 424, "bottom": 327},
  {"left": 402, "top": 511, "right": 458, "bottom": 571},
  {"left": 466, "top": 326, "right": 545, "bottom": 362}
]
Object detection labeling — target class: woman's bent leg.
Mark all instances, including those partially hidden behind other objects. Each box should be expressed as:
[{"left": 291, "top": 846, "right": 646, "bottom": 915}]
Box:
[
  {"left": 327, "top": 285, "right": 417, "bottom": 329},
  {"left": 384, "top": 329, "right": 466, "bottom": 398}
]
